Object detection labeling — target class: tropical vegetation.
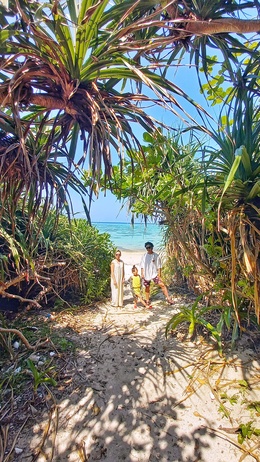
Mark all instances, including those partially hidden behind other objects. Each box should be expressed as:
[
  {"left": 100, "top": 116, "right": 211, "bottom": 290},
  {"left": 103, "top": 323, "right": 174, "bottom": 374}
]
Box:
[{"left": 0, "top": 210, "right": 114, "bottom": 309}]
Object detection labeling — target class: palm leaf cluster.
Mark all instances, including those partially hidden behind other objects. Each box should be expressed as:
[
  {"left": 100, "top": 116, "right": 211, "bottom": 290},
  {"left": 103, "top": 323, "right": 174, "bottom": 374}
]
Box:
[
  {"left": 0, "top": 0, "right": 202, "bottom": 197},
  {"left": 0, "top": 113, "right": 89, "bottom": 225}
]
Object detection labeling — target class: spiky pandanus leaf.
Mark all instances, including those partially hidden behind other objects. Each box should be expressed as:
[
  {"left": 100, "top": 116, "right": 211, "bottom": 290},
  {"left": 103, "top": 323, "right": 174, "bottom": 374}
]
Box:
[{"left": 205, "top": 93, "right": 260, "bottom": 323}]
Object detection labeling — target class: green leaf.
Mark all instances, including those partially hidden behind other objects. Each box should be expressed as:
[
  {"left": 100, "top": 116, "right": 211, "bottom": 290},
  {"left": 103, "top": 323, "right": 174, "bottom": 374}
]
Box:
[
  {"left": 0, "top": 226, "right": 20, "bottom": 269},
  {"left": 217, "top": 155, "right": 241, "bottom": 221},
  {"left": 238, "top": 145, "right": 252, "bottom": 177},
  {"left": 247, "top": 179, "right": 260, "bottom": 199},
  {"left": 143, "top": 132, "right": 154, "bottom": 143},
  {"left": 238, "top": 380, "right": 249, "bottom": 388},
  {"left": 223, "top": 155, "right": 241, "bottom": 195}
]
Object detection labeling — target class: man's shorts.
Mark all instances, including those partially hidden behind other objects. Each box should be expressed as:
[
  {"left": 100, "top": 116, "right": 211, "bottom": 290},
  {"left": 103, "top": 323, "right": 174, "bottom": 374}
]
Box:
[{"left": 143, "top": 276, "right": 160, "bottom": 287}]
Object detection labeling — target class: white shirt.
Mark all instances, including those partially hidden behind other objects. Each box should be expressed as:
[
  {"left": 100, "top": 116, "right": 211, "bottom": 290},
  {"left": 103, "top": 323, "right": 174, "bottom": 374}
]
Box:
[{"left": 140, "top": 252, "right": 162, "bottom": 281}]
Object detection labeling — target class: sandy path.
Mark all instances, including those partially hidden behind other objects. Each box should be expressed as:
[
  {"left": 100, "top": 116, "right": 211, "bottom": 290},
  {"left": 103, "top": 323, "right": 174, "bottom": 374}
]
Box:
[{"left": 16, "top": 253, "right": 260, "bottom": 462}]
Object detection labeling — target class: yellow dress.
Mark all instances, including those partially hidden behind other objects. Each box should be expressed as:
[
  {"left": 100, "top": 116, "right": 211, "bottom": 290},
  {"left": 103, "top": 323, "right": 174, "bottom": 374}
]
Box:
[{"left": 131, "top": 275, "right": 142, "bottom": 297}]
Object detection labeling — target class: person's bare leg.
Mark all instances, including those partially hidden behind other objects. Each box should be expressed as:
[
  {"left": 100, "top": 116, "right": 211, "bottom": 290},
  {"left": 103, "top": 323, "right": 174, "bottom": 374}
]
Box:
[
  {"left": 159, "top": 281, "right": 174, "bottom": 303},
  {"left": 139, "top": 296, "right": 149, "bottom": 308},
  {"left": 145, "top": 285, "right": 150, "bottom": 303}
]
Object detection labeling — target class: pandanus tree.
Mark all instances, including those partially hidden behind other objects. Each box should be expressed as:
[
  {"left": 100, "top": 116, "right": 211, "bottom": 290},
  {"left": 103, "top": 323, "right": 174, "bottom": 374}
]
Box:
[
  {"left": 205, "top": 92, "right": 260, "bottom": 324},
  {"left": 0, "top": 0, "right": 208, "bottom": 196}
]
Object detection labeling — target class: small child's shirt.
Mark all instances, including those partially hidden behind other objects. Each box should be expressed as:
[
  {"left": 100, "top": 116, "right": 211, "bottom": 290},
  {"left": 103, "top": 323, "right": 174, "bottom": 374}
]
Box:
[{"left": 129, "top": 274, "right": 142, "bottom": 296}]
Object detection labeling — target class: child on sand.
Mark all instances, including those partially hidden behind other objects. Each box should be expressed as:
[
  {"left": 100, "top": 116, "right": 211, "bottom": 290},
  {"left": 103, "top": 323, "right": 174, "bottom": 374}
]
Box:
[{"left": 129, "top": 265, "right": 152, "bottom": 309}]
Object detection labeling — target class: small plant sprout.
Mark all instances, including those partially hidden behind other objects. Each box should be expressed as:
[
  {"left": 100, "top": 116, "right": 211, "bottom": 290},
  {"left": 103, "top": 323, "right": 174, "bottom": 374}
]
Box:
[{"left": 26, "top": 359, "right": 57, "bottom": 392}]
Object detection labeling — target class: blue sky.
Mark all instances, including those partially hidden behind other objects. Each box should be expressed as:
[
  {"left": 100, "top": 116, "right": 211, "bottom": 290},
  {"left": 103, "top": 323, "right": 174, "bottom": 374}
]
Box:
[
  {"left": 88, "top": 191, "right": 131, "bottom": 223},
  {"left": 71, "top": 62, "right": 221, "bottom": 222}
]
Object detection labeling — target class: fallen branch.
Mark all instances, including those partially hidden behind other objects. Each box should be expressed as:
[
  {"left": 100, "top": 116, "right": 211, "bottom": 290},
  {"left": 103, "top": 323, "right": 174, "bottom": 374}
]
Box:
[
  {"left": 0, "top": 291, "right": 41, "bottom": 308},
  {"left": 0, "top": 328, "right": 48, "bottom": 351}
]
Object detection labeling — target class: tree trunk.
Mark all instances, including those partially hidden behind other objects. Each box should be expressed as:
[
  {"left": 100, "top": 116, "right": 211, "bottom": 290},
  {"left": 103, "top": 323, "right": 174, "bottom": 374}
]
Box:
[
  {"left": 186, "top": 18, "right": 260, "bottom": 35},
  {"left": 28, "top": 94, "right": 66, "bottom": 110},
  {"left": 0, "top": 90, "right": 66, "bottom": 109}
]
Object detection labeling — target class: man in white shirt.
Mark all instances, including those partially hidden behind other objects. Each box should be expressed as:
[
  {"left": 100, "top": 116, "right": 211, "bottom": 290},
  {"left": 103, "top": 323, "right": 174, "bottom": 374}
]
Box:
[{"left": 140, "top": 242, "right": 174, "bottom": 305}]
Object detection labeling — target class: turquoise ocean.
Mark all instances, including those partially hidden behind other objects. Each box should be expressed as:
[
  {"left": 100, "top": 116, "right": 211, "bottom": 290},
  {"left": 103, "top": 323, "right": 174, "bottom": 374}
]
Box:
[{"left": 93, "top": 222, "right": 165, "bottom": 252}]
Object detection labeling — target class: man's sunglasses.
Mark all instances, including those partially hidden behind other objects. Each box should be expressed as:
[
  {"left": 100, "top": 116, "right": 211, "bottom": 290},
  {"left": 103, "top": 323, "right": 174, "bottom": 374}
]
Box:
[{"left": 146, "top": 246, "right": 152, "bottom": 249}]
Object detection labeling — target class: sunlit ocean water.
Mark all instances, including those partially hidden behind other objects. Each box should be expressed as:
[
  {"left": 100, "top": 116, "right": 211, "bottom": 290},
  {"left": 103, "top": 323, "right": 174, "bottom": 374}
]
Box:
[{"left": 93, "top": 222, "right": 165, "bottom": 252}]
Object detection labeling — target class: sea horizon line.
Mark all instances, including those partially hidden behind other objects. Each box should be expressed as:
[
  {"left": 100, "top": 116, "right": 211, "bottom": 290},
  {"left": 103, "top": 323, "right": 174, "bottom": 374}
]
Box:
[{"left": 92, "top": 221, "right": 161, "bottom": 225}]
